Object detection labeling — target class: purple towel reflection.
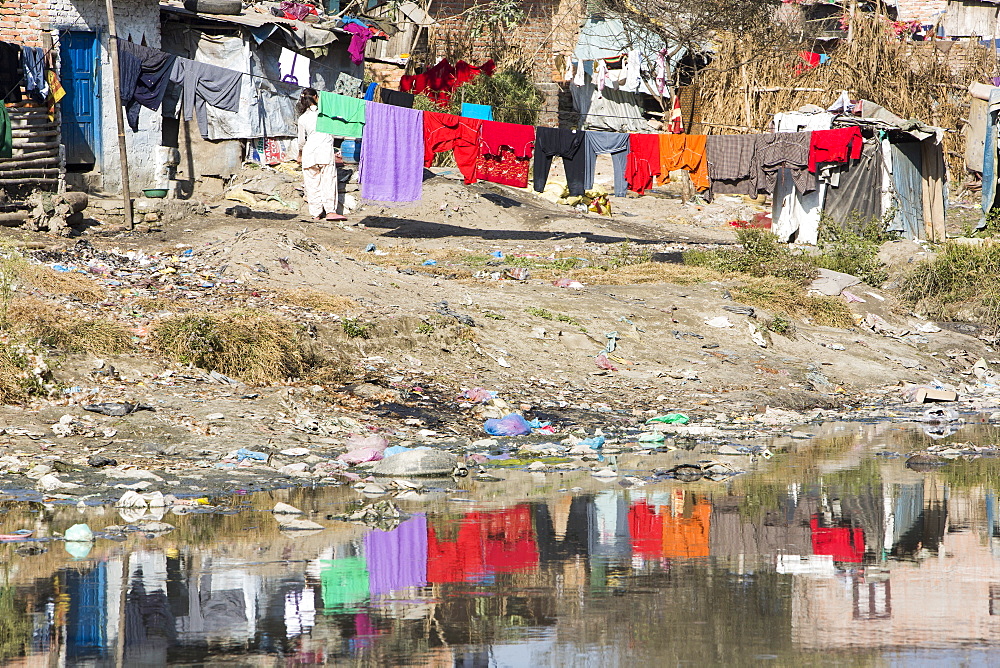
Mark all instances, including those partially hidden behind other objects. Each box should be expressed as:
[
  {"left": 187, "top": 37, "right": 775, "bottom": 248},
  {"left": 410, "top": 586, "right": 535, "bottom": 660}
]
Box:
[{"left": 364, "top": 514, "right": 428, "bottom": 595}]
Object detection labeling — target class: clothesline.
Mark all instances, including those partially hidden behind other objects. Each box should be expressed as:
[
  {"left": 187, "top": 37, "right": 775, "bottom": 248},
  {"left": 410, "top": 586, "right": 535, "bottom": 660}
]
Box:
[{"left": 0, "top": 29, "right": 74, "bottom": 103}]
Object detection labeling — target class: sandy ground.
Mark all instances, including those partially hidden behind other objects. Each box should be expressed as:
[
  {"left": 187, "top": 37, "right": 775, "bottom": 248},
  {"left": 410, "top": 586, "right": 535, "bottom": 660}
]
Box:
[{"left": 0, "top": 167, "right": 992, "bottom": 501}]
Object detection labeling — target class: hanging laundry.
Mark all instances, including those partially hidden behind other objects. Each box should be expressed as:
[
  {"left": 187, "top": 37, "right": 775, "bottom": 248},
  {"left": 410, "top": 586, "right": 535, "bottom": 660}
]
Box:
[
  {"left": 278, "top": 47, "right": 310, "bottom": 87},
  {"left": 0, "top": 42, "right": 22, "bottom": 103},
  {"left": 622, "top": 49, "right": 641, "bottom": 93},
  {"left": 475, "top": 120, "right": 535, "bottom": 188},
  {"left": 401, "top": 58, "right": 494, "bottom": 107},
  {"left": 808, "top": 126, "right": 863, "bottom": 172},
  {"left": 316, "top": 91, "right": 366, "bottom": 137},
  {"left": 756, "top": 132, "right": 815, "bottom": 194},
  {"left": 342, "top": 23, "right": 373, "bottom": 65},
  {"left": 573, "top": 59, "right": 587, "bottom": 86},
  {"left": 46, "top": 69, "right": 66, "bottom": 122},
  {"left": 667, "top": 94, "right": 683, "bottom": 134},
  {"left": 163, "top": 57, "right": 242, "bottom": 140},
  {"left": 379, "top": 88, "right": 414, "bottom": 108},
  {"left": 21, "top": 46, "right": 47, "bottom": 100},
  {"left": 358, "top": 103, "right": 424, "bottom": 202},
  {"left": 595, "top": 59, "right": 609, "bottom": 94},
  {"left": 795, "top": 51, "right": 821, "bottom": 76},
  {"left": 460, "top": 103, "right": 494, "bottom": 121},
  {"left": 333, "top": 71, "right": 363, "bottom": 96},
  {"left": 658, "top": 134, "right": 710, "bottom": 191},
  {"left": 119, "top": 41, "right": 176, "bottom": 132},
  {"left": 626, "top": 133, "right": 661, "bottom": 195},
  {"left": 584, "top": 131, "right": 629, "bottom": 197},
  {"left": 363, "top": 82, "right": 378, "bottom": 100},
  {"left": 0, "top": 103, "right": 10, "bottom": 159},
  {"left": 424, "top": 111, "right": 482, "bottom": 184},
  {"left": 706, "top": 134, "right": 757, "bottom": 195},
  {"left": 533, "top": 126, "right": 586, "bottom": 196}
]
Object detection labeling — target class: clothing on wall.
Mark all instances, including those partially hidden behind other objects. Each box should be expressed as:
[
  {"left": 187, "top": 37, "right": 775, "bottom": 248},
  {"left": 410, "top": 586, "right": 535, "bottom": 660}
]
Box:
[
  {"left": 584, "top": 130, "right": 629, "bottom": 197},
  {"left": 475, "top": 120, "right": 535, "bottom": 188},
  {"left": 625, "top": 133, "right": 660, "bottom": 194},
  {"left": 380, "top": 88, "right": 414, "bottom": 108},
  {"left": 0, "top": 103, "right": 11, "bottom": 159},
  {"left": 163, "top": 57, "right": 243, "bottom": 139},
  {"left": 119, "top": 41, "right": 177, "bottom": 132},
  {"left": 808, "top": 126, "right": 862, "bottom": 173},
  {"left": 706, "top": 134, "right": 757, "bottom": 195},
  {"left": 772, "top": 169, "right": 824, "bottom": 245},
  {"left": 342, "top": 23, "right": 374, "bottom": 65},
  {"left": 423, "top": 111, "right": 482, "bottom": 184},
  {"left": 658, "top": 134, "right": 710, "bottom": 191},
  {"left": 359, "top": 103, "right": 424, "bottom": 202},
  {"left": 316, "top": 91, "right": 366, "bottom": 137},
  {"left": 532, "top": 126, "right": 586, "bottom": 196},
  {"left": 21, "top": 45, "right": 47, "bottom": 100},
  {"left": 278, "top": 47, "right": 310, "bottom": 86},
  {"left": 460, "top": 103, "right": 494, "bottom": 121},
  {"left": 755, "top": 132, "right": 815, "bottom": 195}
]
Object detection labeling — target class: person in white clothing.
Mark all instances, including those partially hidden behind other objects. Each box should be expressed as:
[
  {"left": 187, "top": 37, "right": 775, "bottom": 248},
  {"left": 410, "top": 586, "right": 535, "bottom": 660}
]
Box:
[{"left": 296, "top": 88, "right": 346, "bottom": 222}]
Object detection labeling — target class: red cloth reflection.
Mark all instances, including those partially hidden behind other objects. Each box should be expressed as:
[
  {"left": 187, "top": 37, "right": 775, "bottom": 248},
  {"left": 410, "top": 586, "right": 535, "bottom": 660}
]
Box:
[
  {"left": 427, "top": 505, "right": 538, "bottom": 582},
  {"left": 628, "top": 500, "right": 664, "bottom": 557},
  {"left": 810, "top": 515, "right": 865, "bottom": 563}
]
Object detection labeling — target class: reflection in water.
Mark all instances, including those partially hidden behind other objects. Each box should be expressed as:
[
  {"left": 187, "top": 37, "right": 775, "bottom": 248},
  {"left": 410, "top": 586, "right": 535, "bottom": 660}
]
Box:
[{"left": 9, "top": 456, "right": 1000, "bottom": 664}]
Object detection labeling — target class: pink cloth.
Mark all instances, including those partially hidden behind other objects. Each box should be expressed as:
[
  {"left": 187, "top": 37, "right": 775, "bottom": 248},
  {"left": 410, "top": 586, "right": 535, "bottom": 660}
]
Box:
[{"left": 343, "top": 23, "right": 373, "bottom": 64}]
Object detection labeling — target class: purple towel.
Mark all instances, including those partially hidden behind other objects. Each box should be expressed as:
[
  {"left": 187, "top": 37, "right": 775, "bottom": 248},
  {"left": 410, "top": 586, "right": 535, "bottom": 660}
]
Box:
[
  {"left": 359, "top": 103, "right": 424, "bottom": 202},
  {"left": 364, "top": 514, "right": 427, "bottom": 595}
]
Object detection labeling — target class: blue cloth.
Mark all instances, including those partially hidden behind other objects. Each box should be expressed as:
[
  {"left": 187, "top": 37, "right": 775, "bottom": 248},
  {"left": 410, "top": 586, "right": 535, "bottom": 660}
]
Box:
[
  {"left": 363, "top": 82, "right": 378, "bottom": 101},
  {"left": 461, "top": 103, "right": 494, "bottom": 121},
  {"left": 982, "top": 88, "right": 1000, "bottom": 224},
  {"left": 889, "top": 141, "right": 924, "bottom": 240},
  {"left": 584, "top": 130, "right": 629, "bottom": 197}
]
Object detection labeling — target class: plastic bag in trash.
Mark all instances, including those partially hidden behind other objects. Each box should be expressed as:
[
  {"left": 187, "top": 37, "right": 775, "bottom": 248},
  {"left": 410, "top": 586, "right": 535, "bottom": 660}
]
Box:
[
  {"left": 646, "top": 413, "right": 690, "bottom": 425},
  {"left": 484, "top": 413, "right": 532, "bottom": 436},
  {"left": 345, "top": 433, "right": 389, "bottom": 451},
  {"left": 337, "top": 447, "right": 385, "bottom": 464}
]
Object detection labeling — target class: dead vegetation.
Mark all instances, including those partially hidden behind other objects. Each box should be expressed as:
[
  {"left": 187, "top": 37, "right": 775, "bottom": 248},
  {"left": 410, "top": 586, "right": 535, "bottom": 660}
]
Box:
[
  {"left": 5, "top": 297, "right": 132, "bottom": 354},
  {"left": 274, "top": 289, "right": 357, "bottom": 313},
  {"left": 729, "top": 278, "right": 856, "bottom": 328},
  {"left": 150, "top": 309, "right": 315, "bottom": 386},
  {"left": 19, "top": 264, "right": 107, "bottom": 302}
]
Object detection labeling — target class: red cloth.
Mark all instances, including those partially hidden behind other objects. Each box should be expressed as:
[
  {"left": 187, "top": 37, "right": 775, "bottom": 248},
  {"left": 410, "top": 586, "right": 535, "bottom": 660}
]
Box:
[
  {"left": 424, "top": 111, "right": 482, "bottom": 184},
  {"left": 401, "top": 58, "right": 495, "bottom": 108},
  {"left": 475, "top": 120, "right": 535, "bottom": 187},
  {"left": 795, "top": 51, "right": 820, "bottom": 76},
  {"left": 628, "top": 500, "right": 663, "bottom": 558},
  {"left": 626, "top": 133, "right": 661, "bottom": 194},
  {"left": 808, "top": 126, "right": 863, "bottom": 173},
  {"left": 810, "top": 515, "right": 865, "bottom": 563},
  {"left": 427, "top": 505, "right": 538, "bottom": 583}
]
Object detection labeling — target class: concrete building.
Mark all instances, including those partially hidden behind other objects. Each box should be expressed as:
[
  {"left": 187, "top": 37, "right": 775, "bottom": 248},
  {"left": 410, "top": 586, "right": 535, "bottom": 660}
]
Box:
[{"left": 0, "top": 0, "right": 164, "bottom": 195}]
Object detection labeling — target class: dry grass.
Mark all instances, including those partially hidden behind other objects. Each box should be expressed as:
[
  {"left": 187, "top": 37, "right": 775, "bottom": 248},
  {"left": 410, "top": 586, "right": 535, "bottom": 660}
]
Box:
[
  {"left": 729, "top": 278, "right": 855, "bottom": 328},
  {"left": 5, "top": 297, "right": 132, "bottom": 354},
  {"left": 19, "top": 264, "right": 106, "bottom": 302},
  {"left": 275, "top": 289, "right": 357, "bottom": 313},
  {"left": 0, "top": 347, "right": 33, "bottom": 404},
  {"left": 556, "top": 262, "right": 723, "bottom": 285},
  {"left": 151, "top": 309, "right": 310, "bottom": 385}
]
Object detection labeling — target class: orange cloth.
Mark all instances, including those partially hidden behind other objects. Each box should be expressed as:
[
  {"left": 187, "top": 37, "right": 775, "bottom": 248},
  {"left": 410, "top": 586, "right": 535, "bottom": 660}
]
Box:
[
  {"left": 657, "top": 134, "right": 710, "bottom": 191},
  {"left": 661, "top": 498, "right": 711, "bottom": 558}
]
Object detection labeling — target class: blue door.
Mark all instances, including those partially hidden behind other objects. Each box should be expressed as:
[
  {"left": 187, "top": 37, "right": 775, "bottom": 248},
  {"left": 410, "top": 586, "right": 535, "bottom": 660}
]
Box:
[{"left": 60, "top": 31, "right": 100, "bottom": 166}]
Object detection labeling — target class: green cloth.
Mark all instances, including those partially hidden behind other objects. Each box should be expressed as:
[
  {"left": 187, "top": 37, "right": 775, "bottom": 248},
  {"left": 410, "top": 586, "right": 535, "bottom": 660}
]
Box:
[
  {"left": 0, "top": 104, "right": 11, "bottom": 159},
  {"left": 316, "top": 91, "right": 366, "bottom": 138},
  {"left": 646, "top": 413, "right": 689, "bottom": 425},
  {"left": 320, "top": 556, "right": 369, "bottom": 612}
]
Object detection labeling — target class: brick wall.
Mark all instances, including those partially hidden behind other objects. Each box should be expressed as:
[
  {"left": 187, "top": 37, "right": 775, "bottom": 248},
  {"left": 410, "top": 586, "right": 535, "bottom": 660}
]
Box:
[
  {"left": 896, "top": 0, "right": 948, "bottom": 23},
  {"left": 0, "top": 0, "right": 163, "bottom": 194},
  {"left": 427, "top": 0, "right": 585, "bottom": 82}
]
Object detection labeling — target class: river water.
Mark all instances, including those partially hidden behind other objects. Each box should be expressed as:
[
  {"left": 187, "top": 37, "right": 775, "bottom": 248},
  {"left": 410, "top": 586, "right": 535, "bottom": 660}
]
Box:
[{"left": 3, "top": 420, "right": 1000, "bottom": 666}]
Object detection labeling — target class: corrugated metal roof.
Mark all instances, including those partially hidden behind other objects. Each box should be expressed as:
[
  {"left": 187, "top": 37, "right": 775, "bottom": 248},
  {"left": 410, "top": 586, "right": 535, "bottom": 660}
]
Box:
[{"left": 160, "top": 2, "right": 349, "bottom": 35}]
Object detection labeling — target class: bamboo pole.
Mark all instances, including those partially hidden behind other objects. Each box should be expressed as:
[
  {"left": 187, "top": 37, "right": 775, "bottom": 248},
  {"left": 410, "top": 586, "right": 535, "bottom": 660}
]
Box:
[{"left": 104, "top": 0, "right": 133, "bottom": 229}]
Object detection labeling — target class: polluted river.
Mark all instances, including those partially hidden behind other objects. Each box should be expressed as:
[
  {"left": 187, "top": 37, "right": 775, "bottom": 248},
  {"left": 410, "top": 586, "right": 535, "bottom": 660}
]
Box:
[{"left": 3, "top": 414, "right": 1000, "bottom": 666}]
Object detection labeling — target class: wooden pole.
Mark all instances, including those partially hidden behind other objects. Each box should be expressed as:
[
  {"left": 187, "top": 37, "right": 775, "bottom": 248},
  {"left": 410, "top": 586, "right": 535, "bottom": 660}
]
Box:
[{"left": 104, "top": 0, "right": 134, "bottom": 229}]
